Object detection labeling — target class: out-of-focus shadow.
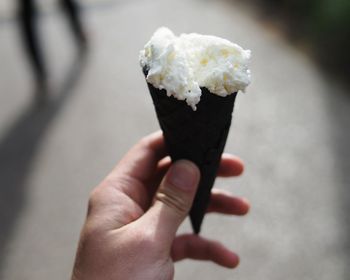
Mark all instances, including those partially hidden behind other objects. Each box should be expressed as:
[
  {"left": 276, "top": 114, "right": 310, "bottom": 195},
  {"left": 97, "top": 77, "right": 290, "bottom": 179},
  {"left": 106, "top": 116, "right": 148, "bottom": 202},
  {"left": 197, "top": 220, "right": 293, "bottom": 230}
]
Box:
[
  {"left": 325, "top": 81, "right": 350, "bottom": 276},
  {"left": 0, "top": 51, "right": 87, "bottom": 277}
]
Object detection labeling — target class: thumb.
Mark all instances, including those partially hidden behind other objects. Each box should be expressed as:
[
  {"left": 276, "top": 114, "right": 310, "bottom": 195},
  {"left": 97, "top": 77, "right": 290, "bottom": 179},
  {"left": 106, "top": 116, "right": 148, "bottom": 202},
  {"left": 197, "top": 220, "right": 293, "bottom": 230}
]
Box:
[{"left": 142, "top": 160, "right": 200, "bottom": 244}]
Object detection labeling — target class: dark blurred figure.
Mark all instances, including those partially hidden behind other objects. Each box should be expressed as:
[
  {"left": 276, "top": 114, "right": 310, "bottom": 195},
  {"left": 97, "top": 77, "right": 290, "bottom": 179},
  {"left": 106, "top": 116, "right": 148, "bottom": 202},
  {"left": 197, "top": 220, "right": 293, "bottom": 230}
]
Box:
[{"left": 18, "top": 0, "right": 87, "bottom": 105}]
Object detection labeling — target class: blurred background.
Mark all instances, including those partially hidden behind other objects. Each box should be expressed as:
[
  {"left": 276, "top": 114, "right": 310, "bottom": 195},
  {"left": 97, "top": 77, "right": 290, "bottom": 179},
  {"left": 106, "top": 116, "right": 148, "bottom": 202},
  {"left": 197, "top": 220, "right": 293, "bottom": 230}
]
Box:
[{"left": 0, "top": 0, "right": 349, "bottom": 279}]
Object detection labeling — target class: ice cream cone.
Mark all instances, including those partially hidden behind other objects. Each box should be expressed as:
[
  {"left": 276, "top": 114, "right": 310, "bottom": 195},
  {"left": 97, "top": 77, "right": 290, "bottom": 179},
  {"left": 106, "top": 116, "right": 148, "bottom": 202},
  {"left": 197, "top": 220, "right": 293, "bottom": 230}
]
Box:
[
  {"left": 144, "top": 69, "right": 237, "bottom": 233},
  {"left": 139, "top": 27, "right": 251, "bottom": 233}
]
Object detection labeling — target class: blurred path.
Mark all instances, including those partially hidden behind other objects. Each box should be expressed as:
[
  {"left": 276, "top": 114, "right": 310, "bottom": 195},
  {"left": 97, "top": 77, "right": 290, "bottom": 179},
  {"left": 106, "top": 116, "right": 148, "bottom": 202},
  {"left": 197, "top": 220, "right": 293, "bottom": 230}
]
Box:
[{"left": 0, "top": 0, "right": 349, "bottom": 279}]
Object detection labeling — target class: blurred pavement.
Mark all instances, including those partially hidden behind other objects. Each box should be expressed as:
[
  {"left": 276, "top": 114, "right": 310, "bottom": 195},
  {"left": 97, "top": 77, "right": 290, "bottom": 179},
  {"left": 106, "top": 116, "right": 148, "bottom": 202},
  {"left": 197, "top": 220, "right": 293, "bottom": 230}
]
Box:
[{"left": 0, "top": 0, "right": 349, "bottom": 279}]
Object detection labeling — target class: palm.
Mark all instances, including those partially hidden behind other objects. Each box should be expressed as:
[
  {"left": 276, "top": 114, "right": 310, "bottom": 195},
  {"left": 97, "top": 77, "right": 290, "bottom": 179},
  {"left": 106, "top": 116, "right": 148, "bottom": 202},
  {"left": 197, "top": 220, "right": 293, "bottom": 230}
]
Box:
[{"left": 72, "top": 132, "right": 251, "bottom": 280}]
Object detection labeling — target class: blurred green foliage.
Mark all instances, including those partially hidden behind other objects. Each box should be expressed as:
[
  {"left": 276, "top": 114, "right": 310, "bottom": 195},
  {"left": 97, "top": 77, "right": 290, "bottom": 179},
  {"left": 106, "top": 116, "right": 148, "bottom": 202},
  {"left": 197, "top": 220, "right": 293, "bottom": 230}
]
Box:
[{"left": 265, "top": 0, "right": 350, "bottom": 77}]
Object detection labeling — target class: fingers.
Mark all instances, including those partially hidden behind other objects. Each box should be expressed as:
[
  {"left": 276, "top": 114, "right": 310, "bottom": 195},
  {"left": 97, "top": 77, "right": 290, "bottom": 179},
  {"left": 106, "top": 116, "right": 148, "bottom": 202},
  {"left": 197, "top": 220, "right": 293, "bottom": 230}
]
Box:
[
  {"left": 153, "top": 156, "right": 172, "bottom": 185},
  {"left": 151, "top": 155, "right": 248, "bottom": 216},
  {"left": 153, "top": 153, "right": 244, "bottom": 185},
  {"left": 112, "top": 134, "right": 242, "bottom": 185},
  {"left": 171, "top": 234, "right": 239, "bottom": 268},
  {"left": 207, "top": 189, "right": 250, "bottom": 215},
  {"left": 141, "top": 160, "right": 200, "bottom": 245},
  {"left": 217, "top": 153, "right": 244, "bottom": 177}
]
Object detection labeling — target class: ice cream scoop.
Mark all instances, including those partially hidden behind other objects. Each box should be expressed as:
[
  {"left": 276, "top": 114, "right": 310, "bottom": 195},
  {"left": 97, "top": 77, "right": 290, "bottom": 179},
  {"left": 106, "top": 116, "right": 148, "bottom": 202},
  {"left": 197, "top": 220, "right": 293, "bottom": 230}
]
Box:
[{"left": 140, "top": 27, "right": 251, "bottom": 110}]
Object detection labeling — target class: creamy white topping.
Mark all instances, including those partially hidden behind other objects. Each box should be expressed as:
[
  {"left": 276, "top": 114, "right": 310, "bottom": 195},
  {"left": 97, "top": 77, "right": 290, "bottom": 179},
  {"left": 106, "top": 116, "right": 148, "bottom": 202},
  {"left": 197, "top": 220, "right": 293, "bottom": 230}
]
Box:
[{"left": 140, "top": 27, "right": 251, "bottom": 110}]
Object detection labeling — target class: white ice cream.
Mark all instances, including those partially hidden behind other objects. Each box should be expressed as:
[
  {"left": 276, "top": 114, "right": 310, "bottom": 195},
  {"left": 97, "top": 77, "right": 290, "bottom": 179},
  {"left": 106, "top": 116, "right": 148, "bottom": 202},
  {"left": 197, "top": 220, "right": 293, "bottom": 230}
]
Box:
[{"left": 140, "top": 27, "right": 251, "bottom": 110}]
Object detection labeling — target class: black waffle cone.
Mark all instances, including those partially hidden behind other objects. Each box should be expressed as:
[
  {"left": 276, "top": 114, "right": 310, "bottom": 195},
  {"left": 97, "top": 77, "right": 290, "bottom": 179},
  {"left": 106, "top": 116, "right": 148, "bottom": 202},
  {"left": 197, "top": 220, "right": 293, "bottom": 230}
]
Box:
[{"left": 144, "top": 72, "right": 237, "bottom": 234}]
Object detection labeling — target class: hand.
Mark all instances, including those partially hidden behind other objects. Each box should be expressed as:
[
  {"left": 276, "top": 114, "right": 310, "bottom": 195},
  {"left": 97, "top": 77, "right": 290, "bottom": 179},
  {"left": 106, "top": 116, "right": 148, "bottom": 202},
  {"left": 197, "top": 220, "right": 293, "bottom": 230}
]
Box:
[{"left": 71, "top": 131, "right": 249, "bottom": 280}]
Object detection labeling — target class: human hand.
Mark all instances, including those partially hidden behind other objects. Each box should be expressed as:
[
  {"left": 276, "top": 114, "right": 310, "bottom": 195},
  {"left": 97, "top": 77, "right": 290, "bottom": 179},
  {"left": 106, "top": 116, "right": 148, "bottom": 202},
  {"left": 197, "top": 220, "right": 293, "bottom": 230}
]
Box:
[{"left": 71, "top": 131, "right": 249, "bottom": 280}]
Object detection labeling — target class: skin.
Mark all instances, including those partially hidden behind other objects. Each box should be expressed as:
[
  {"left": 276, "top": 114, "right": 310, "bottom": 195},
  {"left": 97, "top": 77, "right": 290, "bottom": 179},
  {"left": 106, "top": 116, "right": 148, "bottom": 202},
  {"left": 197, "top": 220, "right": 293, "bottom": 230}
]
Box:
[{"left": 71, "top": 131, "right": 250, "bottom": 280}]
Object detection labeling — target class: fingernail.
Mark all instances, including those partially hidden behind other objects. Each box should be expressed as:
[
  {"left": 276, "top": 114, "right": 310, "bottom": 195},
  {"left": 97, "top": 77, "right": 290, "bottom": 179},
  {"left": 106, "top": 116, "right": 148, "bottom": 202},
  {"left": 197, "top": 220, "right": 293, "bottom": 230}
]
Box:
[{"left": 167, "top": 160, "right": 199, "bottom": 191}]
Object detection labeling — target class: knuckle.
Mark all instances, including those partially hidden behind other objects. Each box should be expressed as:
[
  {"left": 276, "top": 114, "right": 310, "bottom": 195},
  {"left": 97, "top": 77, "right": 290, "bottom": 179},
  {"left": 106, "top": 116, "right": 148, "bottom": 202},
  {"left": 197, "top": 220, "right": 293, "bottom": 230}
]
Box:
[
  {"left": 87, "top": 189, "right": 98, "bottom": 210},
  {"left": 138, "top": 136, "right": 152, "bottom": 149},
  {"left": 156, "top": 187, "right": 189, "bottom": 216},
  {"left": 87, "top": 186, "right": 105, "bottom": 215},
  {"left": 87, "top": 179, "right": 115, "bottom": 215}
]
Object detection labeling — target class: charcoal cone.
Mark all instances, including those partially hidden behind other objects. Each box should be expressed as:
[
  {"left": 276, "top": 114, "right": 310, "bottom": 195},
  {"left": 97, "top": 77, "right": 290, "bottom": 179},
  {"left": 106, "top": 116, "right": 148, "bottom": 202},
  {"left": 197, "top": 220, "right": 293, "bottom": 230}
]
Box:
[{"left": 144, "top": 71, "right": 237, "bottom": 233}]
